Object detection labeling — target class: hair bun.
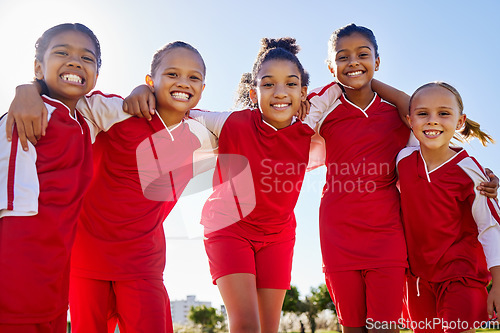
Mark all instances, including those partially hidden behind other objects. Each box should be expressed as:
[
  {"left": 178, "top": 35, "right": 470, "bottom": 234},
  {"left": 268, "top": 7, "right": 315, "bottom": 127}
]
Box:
[{"left": 259, "top": 37, "right": 300, "bottom": 56}]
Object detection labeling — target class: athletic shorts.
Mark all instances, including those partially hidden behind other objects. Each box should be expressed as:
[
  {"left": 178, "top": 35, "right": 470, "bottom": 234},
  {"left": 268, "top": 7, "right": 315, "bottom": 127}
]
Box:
[
  {"left": 0, "top": 311, "right": 67, "bottom": 333},
  {"left": 325, "top": 267, "right": 406, "bottom": 327},
  {"left": 204, "top": 229, "right": 295, "bottom": 289},
  {"left": 69, "top": 275, "right": 173, "bottom": 333},
  {"left": 405, "top": 275, "right": 489, "bottom": 333}
]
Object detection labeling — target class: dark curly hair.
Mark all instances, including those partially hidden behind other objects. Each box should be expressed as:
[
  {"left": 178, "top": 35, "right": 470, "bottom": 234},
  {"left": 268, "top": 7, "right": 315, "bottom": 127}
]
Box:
[{"left": 235, "top": 37, "right": 309, "bottom": 109}]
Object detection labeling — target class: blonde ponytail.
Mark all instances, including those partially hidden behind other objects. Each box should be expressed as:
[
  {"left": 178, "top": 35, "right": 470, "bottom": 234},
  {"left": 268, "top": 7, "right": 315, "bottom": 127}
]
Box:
[{"left": 457, "top": 118, "right": 495, "bottom": 146}]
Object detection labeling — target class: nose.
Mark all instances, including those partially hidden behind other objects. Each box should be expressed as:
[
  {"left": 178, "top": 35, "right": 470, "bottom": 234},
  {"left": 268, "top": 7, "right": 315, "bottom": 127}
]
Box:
[
  {"left": 67, "top": 55, "right": 82, "bottom": 69},
  {"left": 176, "top": 76, "right": 190, "bottom": 88},
  {"left": 348, "top": 56, "right": 359, "bottom": 67},
  {"left": 274, "top": 83, "right": 287, "bottom": 98},
  {"left": 427, "top": 114, "right": 439, "bottom": 125}
]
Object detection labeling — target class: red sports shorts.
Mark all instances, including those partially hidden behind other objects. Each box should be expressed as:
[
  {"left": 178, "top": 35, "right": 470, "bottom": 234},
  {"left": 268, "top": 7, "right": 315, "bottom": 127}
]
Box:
[
  {"left": 325, "top": 267, "right": 406, "bottom": 327},
  {"left": 204, "top": 228, "right": 295, "bottom": 289},
  {"left": 0, "top": 311, "right": 67, "bottom": 333},
  {"left": 405, "top": 275, "right": 489, "bottom": 333},
  {"left": 69, "top": 275, "right": 173, "bottom": 333}
]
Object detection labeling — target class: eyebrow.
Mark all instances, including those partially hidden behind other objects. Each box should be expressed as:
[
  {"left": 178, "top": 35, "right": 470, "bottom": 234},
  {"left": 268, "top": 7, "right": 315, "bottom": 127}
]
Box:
[
  {"left": 337, "top": 45, "right": 372, "bottom": 53},
  {"left": 414, "top": 106, "right": 454, "bottom": 111},
  {"left": 261, "top": 74, "right": 300, "bottom": 80},
  {"left": 162, "top": 67, "right": 204, "bottom": 75},
  {"left": 52, "top": 44, "right": 97, "bottom": 57}
]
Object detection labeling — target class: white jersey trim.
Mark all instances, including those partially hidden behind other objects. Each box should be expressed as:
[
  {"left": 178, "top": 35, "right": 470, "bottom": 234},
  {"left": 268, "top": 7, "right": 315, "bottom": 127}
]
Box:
[{"left": 458, "top": 157, "right": 500, "bottom": 269}]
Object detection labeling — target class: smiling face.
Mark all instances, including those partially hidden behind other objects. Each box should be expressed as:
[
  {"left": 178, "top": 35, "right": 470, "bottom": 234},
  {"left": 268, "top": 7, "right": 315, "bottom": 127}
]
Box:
[
  {"left": 146, "top": 47, "right": 205, "bottom": 118},
  {"left": 408, "top": 85, "right": 466, "bottom": 153},
  {"left": 250, "top": 59, "right": 307, "bottom": 129},
  {"left": 328, "top": 32, "right": 379, "bottom": 93},
  {"left": 35, "top": 30, "right": 98, "bottom": 110}
]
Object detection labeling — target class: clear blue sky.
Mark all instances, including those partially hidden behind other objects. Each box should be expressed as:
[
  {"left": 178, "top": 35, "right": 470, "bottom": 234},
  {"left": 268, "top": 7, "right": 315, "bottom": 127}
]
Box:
[{"left": 1, "top": 0, "right": 499, "bottom": 308}]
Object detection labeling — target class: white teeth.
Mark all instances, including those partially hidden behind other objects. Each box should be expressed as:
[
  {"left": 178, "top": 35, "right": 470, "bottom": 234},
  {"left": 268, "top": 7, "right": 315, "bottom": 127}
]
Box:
[
  {"left": 171, "top": 92, "right": 190, "bottom": 100},
  {"left": 424, "top": 130, "right": 441, "bottom": 136},
  {"left": 61, "top": 73, "right": 83, "bottom": 84},
  {"left": 273, "top": 104, "right": 289, "bottom": 108},
  {"left": 347, "top": 71, "right": 363, "bottom": 76}
]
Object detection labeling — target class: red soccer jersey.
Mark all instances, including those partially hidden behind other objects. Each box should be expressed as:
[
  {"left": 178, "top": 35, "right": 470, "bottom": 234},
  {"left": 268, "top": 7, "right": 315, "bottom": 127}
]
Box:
[
  {"left": 397, "top": 147, "right": 500, "bottom": 283},
  {"left": 190, "top": 109, "right": 315, "bottom": 241},
  {"left": 70, "top": 111, "right": 216, "bottom": 281},
  {"left": 312, "top": 92, "right": 410, "bottom": 272},
  {"left": 0, "top": 96, "right": 93, "bottom": 323}
]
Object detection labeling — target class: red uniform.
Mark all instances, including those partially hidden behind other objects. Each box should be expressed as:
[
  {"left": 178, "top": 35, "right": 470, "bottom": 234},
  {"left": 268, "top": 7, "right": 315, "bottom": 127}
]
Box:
[
  {"left": 190, "top": 109, "right": 315, "bottom": 288},
  {"left": 397, "top": 146, "right": 500, "bottom": 333},
  {"left": 309, "top": 83, "right": 411, "bottom": 325},
  {"left": 0, "top": 96, "right": 93, "bottom": 327},
  {"left": 69, "top": 94, "right": 217, "bottom": 332}
]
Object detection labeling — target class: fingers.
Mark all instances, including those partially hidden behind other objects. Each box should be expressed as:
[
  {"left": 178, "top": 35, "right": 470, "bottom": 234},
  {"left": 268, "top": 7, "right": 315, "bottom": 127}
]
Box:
[
  {"left": 123, "top": 92, "right": 155, "bottom": 121},
  {"left": 478, "top": 168, "right": 498, "bottom": 198},
  {"left": 41, "top": 106, "right": 48, "bottom": 137},
  {"left": 147, "top": 92, "right": 156, "bottom": 116},
  {"left": 297, "top": 100, "right": 311, "bottom": 121},
  {"left": 139, "top": 94, "right": 153, "bottom": 121},
  {"left": 5, "top": 113, "right": 14, "bottom": 142},
  {"left": 16, "top": 120, "right": 32, "bottom": 151},
  {"left": 123, "top": 98, "right": 145, "bottom": 118},
  {"left": 487, "top": 295, "right": 495, "bottom": 318},
  {"left": 304, "top": 99, "right": 311, "bottom": 115}
]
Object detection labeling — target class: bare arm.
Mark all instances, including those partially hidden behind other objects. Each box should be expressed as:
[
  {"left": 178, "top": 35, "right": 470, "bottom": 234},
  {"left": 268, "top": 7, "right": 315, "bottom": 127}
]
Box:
[
  {"left": 488, "top": 266, "right": 500, "bottom": 318},
  {"left": 5, "top": 82, "right": 47, "bottom": 151},
  {"left": 372, "top": 79, "right": 410, "bottom": 128}
]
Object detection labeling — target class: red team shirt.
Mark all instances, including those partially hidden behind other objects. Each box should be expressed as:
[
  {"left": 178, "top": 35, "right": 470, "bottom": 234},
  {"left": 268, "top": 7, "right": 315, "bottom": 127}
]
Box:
[
  {"left": 190, "top": 109, "right": 315, "bottom": 241},
  {"left": 397, "top": 147, "right": 500, "bottom": 283},
  {"left": 0, "top": 96, "right": 93, "bottom": 323},
  {"left": 309, "top": 85, "right": 411, "bottom": 272},
  {"left": 71, "top": 95, "right": 217, "bottom": 281}
]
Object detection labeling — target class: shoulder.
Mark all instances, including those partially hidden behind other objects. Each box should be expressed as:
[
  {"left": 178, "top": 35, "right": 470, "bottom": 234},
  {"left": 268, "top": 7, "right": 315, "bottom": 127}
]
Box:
[
  {"left": 185, "top": 118, "right": 217, "bottom": 139},
  {"left": 86, "top": 90, "right": 124, "bottom": 100},
  {"left": 396, "top": 146, "right": 419, "bottom": 166},
  {"left": 456, "top": 154, "right": 489, "bottom": 184},
  {"left": 223, "top": 109, "right": 254, "bottom": 127},
  {"left": 308, "top": 82, "right": 340, "bottom": 99}
]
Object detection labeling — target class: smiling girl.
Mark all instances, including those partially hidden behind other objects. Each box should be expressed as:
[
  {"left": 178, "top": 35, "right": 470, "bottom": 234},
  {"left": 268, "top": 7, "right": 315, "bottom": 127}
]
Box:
[
  {"left": 397, "top": 82, "right": 500, "bottom": 333},
  {"left": 308, "top": 24, "right": 414, "bottom": 333},
  {"left": 0, "top": 23, "right": 101, "bottom": 333},
  {"left": 184, "top": 37, "right": 316, "bottom": 333},
  {"left": 67, "top": 42, "right": 216, "bottom": 333},
  {"left": 2, "top": 40, "right": 217, "bottom": 333}
]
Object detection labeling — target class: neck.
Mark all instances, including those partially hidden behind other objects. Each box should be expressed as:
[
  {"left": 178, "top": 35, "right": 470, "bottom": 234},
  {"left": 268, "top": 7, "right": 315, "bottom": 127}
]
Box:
[
  {"left": 343, "top": 83, "right": 375, "bottom": 110},
  {"left": 420, "top": 146, "right": 458, "bottom": 171},
  {"left": 157, "top": 108, "right": 186, "bottom": 128},
  {"left": 46, "top": 91, "right": 78, "bottom": 118}
]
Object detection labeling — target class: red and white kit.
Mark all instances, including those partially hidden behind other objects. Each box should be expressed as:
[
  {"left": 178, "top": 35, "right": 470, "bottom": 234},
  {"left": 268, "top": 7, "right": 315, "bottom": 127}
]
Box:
[
  {"left": 308, "top": 82, "right": 411, "bottom": 325},
  {"left": 0, "top": 93, "right": 126, "bottom": 327},
  {"left": 190, "top": 108, "right": 317, "bottom": 288},
  {"left": 69, "top": 94, "right": 217, "bottom": 332},
  {"left": 397, "top": 146, "right": 500, "bottom": 332}
]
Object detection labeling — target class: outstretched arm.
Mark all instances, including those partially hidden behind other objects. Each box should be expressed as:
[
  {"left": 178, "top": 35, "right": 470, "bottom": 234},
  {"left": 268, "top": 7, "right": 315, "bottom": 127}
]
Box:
[
  {"left": 372, "top": 79, "right": 410, "bottom": 128},
  {"left": 5, "top": 82, "right": 47, "bottom": 151}
]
